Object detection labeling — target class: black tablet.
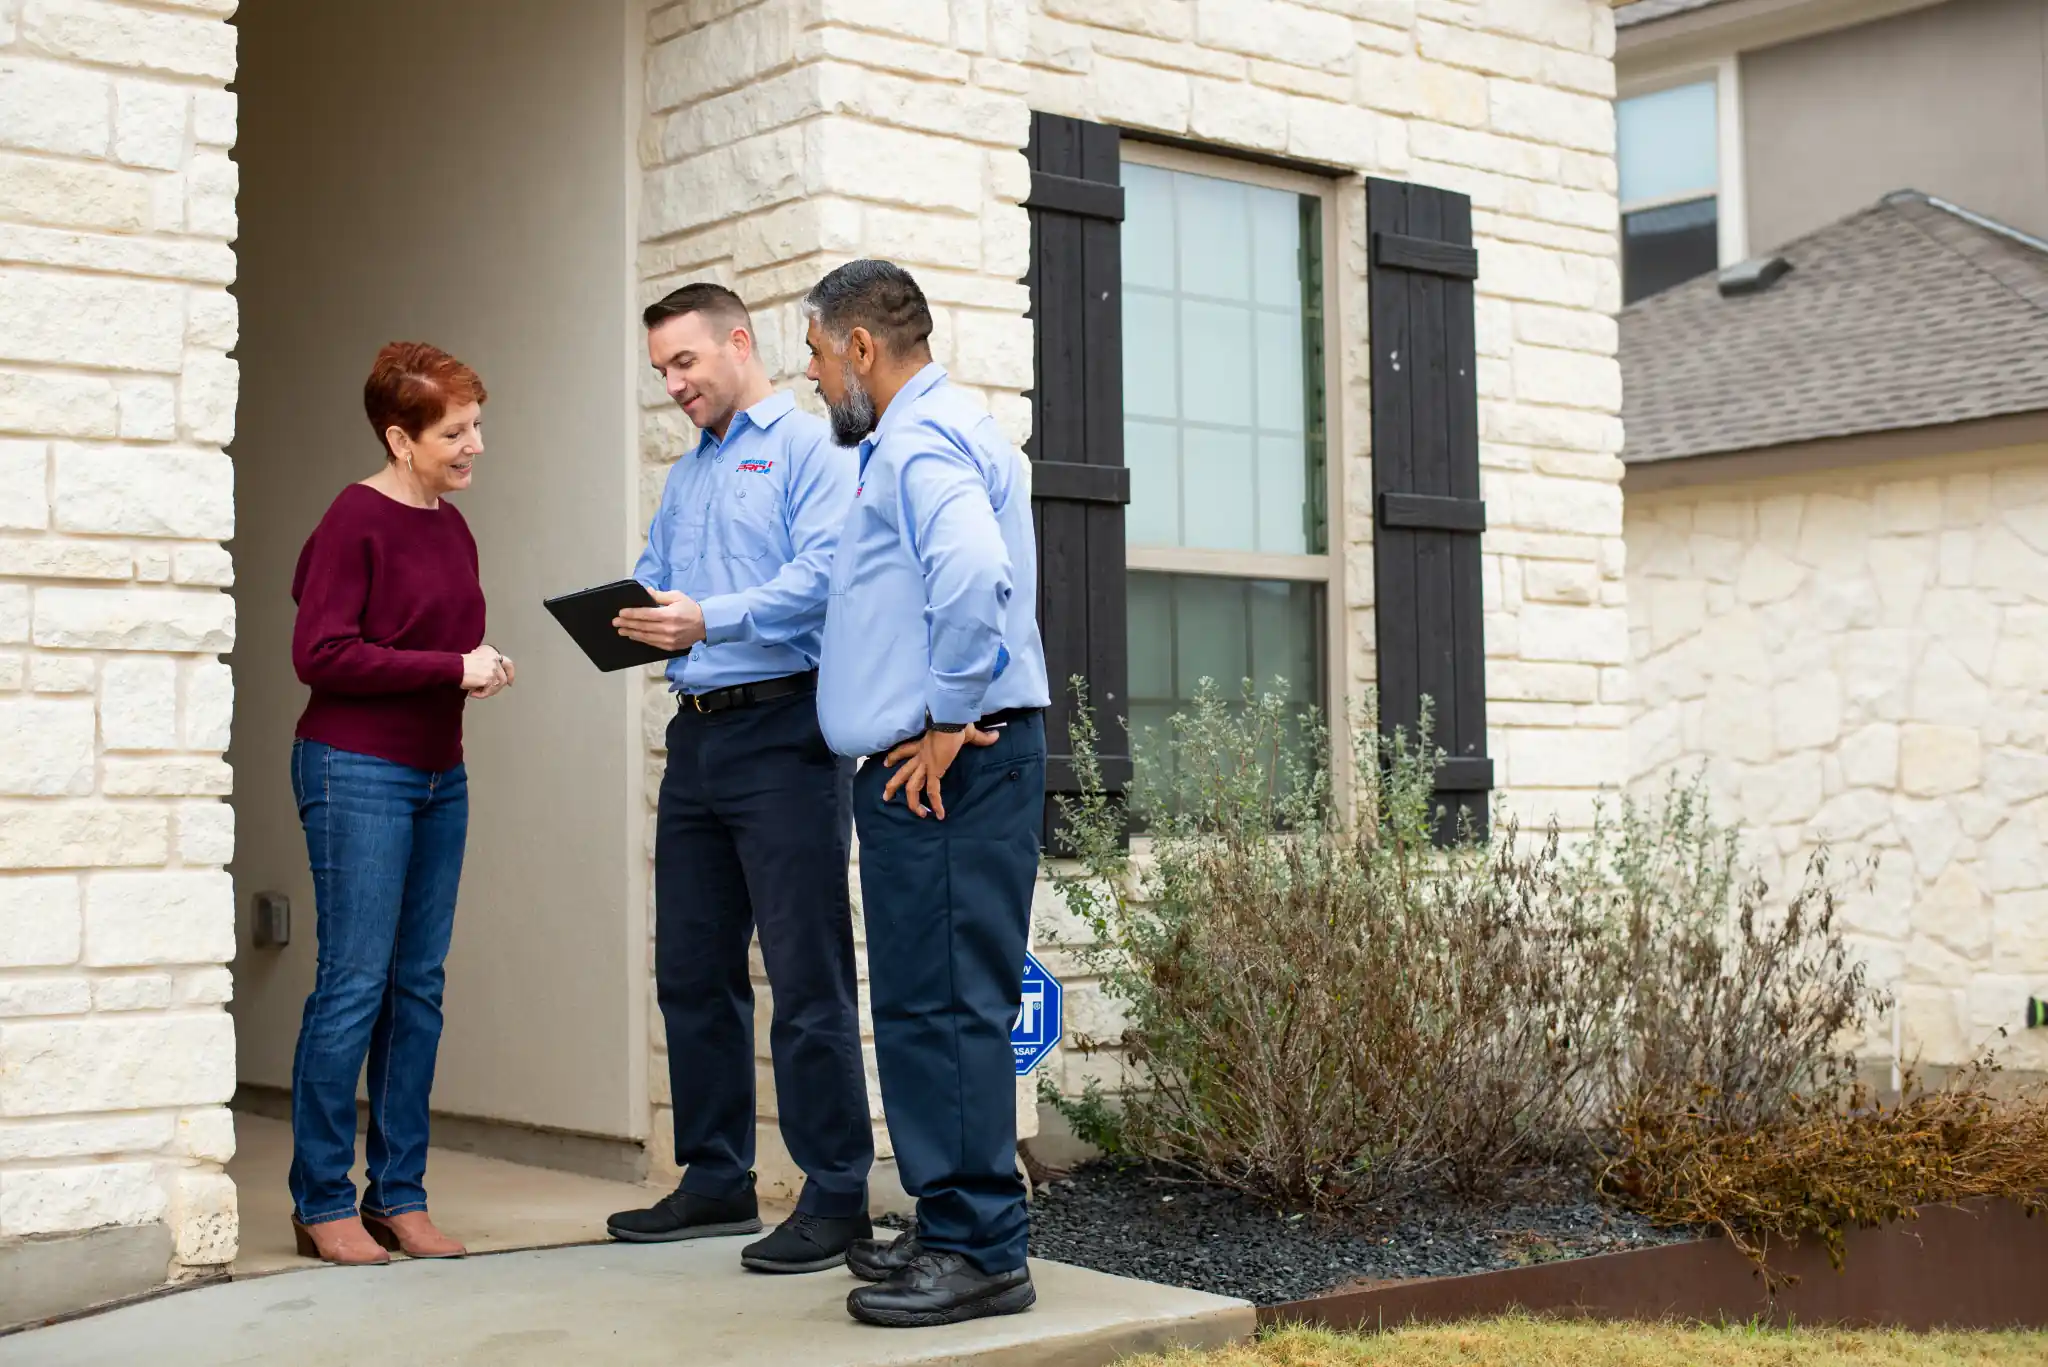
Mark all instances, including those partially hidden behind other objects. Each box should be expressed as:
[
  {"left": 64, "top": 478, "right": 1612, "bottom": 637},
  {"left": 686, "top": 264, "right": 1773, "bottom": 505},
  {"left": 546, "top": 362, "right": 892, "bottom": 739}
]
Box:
[{"left": 543, "top": 579, "right": 688, "bottom": 673}]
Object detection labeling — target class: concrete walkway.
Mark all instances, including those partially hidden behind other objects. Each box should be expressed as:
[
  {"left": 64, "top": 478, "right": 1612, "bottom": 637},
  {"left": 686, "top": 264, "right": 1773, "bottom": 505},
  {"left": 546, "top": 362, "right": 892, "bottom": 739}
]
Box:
[
  {"left": 227, "top": 1115, "right": 661, "bottom": 1275},
  {"left": 0, "top": 1238, "right": 1252, "bottom": 1367}
]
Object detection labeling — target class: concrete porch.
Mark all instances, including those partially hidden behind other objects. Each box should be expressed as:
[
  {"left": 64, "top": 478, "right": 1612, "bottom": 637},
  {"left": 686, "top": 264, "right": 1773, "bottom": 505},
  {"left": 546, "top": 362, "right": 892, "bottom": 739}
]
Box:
[
  {"left": 0, "top": 1114, "right": 1251, "bottom": 1365},
  {"left": 6, "top": 1227, "right": 1251, "bottom": 1367},
  {"left": 225, "top": 1115, "right": 660, "bottom": 1276}
]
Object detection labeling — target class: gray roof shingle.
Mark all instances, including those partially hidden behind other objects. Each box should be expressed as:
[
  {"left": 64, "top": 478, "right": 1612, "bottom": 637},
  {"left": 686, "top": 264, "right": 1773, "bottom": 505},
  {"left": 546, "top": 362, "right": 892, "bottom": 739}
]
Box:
[
  {"left": 1615, "top": 0, "right": 1732, "bottom": 28},
  {"left": 1619, "top": 191, "right": 2048, "bottom": 464}
]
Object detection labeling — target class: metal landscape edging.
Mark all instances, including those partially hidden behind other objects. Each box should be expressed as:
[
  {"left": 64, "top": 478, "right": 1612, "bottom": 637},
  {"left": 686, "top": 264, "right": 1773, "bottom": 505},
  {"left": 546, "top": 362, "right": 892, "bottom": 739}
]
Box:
[{"left": 1260, "top": 1199, "right": 2048, "bottom": 1333}]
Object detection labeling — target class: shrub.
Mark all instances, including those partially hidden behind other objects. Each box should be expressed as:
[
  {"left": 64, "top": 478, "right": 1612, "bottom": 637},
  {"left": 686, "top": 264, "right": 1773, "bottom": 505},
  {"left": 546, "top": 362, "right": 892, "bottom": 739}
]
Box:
[
  {"left": 1571, "top": 778, "right": 1885, "bottom": 1132},
  {"left": 1051, "top": 681, "right": 1625, "bottom": 1207},
  {"left": 1047, "top": 679, "right": 2048, "bottom": 1279},
  {"left": 1602, "top": 1056, "right": 2048, "bottom": 1285}
]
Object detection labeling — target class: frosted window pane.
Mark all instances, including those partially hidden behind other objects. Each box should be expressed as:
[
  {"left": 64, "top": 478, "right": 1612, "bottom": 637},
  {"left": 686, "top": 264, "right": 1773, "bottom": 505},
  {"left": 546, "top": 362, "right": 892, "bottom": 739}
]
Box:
[
  {"left": 1257, "top": 434, "right": 1309, "bottom": 554},
  {"left": 1254, "top": 309, "right": 1304, "bottom": 434},
  {"left": 1128, "top": 573, "right": 1173, "bottom": 699},
  {"left": 1248, "top": 579, "right": 1318, "bottom": 699},
  {"left": 1121, "top": 163, "right": 1177, "bottom": 292},
  {"left": 1250, "top": 187, "right": 1303, "bottom": 308},
  {"left": 1125, "top": 420, "right": 1180, "bottom": 547},
  {"left": 1123, "top": 292, "right": 1178, "bottom": 420},
  {"left": 1181, "top": 427, "right": 1258, "bottom": 551},
  {"left": 1175, "top": 173, "right": 1251, "bottom": 302},
  {"left": 1180, "top": 300, "right": 1254, "bottom": 428},
  {"left": 1618, "top": 81, "right": 1717, "bottom": 208},
  {"left": 1174, "top": 576, "right": 1248, "bottom": 693}
]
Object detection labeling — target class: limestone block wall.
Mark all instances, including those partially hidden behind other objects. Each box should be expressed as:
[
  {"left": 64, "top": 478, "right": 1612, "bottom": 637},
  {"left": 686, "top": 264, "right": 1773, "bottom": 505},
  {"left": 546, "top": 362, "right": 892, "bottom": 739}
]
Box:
[
  {"left": 633, "top": 0, "right": 1040, "bottom": 1203},
  {"left": 0, "top": 0, "right": 241, "bottom": 1291},
  {"left": 1021, "top": 0, "right": 1630, "bottom": 1106},
  {"left": 631, "top": 0, "right": 1629, "bottom": 1168},
  {"left": 1627, "top": 447, "right": 2048, "bottom": 1079}
]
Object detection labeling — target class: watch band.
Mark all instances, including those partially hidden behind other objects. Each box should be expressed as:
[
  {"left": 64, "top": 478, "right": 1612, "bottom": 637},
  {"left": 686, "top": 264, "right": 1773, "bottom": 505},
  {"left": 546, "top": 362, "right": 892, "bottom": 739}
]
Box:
[{"left": 925, "top": 710, "right": 967, "bottom": 734}]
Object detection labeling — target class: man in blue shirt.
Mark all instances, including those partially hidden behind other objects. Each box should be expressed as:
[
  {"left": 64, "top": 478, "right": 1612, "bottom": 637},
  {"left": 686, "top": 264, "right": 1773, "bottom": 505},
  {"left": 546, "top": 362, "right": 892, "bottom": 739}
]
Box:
[
  {"left": 803, "top": 261, "right": 1050, "bottom": 1328},
  {"left": 604, "top": 283, "right": 872, "bottom": 1274}
]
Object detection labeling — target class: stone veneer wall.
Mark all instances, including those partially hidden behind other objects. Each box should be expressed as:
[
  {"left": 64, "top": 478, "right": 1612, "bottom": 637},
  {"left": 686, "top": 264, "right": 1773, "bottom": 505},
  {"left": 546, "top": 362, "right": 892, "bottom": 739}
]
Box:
[
  {"left": 1627, "top": 447, "right": 2048, "bottom": 1079},
  {"left": 1021, "top": 0, "right": 1630, "bottom": 1107},
  {"left": 633, "top": 0, "right": 1042, "bottom": 1202},
  {"left": 0, "top": 0, "right": 241, "bottom": 1307},
  {"left": 631, "top": 0, "right": 1629, "bottom": 1180}
]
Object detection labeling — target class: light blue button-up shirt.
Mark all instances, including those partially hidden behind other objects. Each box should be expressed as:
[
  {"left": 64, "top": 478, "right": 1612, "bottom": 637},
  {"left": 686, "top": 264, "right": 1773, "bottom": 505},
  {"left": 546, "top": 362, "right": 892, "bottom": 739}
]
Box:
[
  {"left": 633, "top": 390, "right": 855, "bottom": 694},
  {"left": 817, "top": 364, "right": 1050, "bottom": 758}
]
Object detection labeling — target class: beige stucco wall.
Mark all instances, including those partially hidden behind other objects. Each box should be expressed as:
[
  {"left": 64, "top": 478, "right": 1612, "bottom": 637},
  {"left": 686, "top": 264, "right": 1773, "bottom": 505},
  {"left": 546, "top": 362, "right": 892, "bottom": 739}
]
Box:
[
  {"left": 232, "top": 0, "right": 646, "bottom": 1140},
  {"left": 1627, "top": 445, "right": 2048, "bottom": 1078},
  {"left": 1739, "top": 0, "right": 2048, "bottom": 252},
  {"left": 0, "top": 0, "right": 241, "bottom": 1288}
]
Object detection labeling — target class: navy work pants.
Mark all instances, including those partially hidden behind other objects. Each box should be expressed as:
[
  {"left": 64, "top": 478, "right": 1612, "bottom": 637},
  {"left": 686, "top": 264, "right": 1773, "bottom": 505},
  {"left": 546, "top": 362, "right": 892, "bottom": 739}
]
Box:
[
  {"left": 854, "top": 713, "right": 1046, "bottom": 1274},
  {"left": 655, "top": 691, "right": 871, "bottom": 1217}
]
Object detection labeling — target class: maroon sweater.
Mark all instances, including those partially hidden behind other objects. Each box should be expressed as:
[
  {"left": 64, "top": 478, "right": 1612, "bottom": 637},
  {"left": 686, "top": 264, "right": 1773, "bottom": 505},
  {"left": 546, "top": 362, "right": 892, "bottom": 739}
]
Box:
[{"left": 291, "top": 483, "right": 486, "bottom": 773}]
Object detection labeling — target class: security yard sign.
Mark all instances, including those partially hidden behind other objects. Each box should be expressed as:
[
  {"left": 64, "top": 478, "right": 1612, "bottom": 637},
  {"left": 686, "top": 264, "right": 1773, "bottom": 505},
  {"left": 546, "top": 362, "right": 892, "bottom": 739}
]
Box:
[{"left": 1012, "top": 952, "right": 1063, "bottom": 1076}]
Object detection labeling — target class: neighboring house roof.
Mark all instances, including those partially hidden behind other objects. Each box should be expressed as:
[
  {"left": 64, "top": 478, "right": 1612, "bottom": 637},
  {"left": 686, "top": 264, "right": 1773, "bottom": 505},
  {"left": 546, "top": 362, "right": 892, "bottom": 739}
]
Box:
[
  {"left": 1614, "top": 0, "right": 1731, "bottom": 27},
  {"left": 1619, "top": 190, "right": 2048, "bottom": 465}
]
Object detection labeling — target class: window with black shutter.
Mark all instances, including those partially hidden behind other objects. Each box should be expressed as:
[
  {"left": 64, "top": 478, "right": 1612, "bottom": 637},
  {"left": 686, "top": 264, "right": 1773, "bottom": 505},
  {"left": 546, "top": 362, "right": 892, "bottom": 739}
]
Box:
[
  {"left": 1365, "top": 177, "right": 1493, "bottom": 840},
  {"left": 1024, "top": 113, "right": 1132, "bottom": 849}
]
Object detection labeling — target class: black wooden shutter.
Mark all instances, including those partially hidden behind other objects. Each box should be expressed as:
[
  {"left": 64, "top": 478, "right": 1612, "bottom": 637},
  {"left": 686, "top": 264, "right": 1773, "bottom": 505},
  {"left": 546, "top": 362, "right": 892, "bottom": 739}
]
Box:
[
  {"left": 1023, "top": 112, "right": 1131, "bottom": 850},
  {"left": 1365, "top": 177, "right": 1492, "bottom": 840}
]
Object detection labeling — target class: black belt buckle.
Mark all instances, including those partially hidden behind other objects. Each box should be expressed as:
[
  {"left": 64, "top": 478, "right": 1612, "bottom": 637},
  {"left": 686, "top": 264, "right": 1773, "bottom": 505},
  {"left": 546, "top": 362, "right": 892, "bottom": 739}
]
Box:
[{"left": 683, "top": 671, "right": 813, "bottom": 716}]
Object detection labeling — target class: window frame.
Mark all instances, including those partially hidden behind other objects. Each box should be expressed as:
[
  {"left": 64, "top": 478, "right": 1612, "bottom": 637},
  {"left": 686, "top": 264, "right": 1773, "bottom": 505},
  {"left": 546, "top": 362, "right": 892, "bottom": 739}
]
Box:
[
  {"left": 1116, "top": 139, "right": 1348, "bottom": 748},
  {"left": 1618, "top": 55, "right": 1748, "bottom": 269}
]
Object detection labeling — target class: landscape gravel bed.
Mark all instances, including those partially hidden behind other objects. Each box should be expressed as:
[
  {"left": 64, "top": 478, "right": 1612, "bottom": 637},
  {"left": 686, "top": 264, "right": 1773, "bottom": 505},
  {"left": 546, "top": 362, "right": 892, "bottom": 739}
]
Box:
[{"left": 1017, "top": 1161, "right": 1705, "bottom": 1306}]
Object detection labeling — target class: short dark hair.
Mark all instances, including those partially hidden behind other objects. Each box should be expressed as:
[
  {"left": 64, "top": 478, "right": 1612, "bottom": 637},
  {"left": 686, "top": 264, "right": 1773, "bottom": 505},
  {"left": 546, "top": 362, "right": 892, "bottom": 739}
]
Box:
[
  {"left": 642, "top": 281, "right": 751, "bottom": 336},
  {"left": 803, "top": 260, "right": 933, "bottom": 358}
]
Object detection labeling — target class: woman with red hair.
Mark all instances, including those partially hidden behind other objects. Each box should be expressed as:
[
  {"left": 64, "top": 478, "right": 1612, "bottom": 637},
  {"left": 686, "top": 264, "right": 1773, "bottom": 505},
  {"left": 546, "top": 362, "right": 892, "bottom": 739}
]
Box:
[{"left": 285, "top": 342, "right": 511, "bottom": 1266}]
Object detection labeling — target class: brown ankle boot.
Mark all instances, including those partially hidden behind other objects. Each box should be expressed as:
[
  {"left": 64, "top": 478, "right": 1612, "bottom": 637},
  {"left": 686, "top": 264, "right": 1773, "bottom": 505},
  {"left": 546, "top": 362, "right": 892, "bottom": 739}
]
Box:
[
  {"left": 361, "top": 1210, "right": 467, "bottom": 1258},
  {"left": 293, "top": 1216, "right": 391, "bottom": 1266}
]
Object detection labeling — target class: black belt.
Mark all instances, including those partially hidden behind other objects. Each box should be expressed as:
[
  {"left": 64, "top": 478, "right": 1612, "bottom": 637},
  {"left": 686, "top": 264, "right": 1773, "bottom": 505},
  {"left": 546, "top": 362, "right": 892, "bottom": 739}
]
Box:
[{"left": 678, "top": 671, "right": 815, "bottom": 715}]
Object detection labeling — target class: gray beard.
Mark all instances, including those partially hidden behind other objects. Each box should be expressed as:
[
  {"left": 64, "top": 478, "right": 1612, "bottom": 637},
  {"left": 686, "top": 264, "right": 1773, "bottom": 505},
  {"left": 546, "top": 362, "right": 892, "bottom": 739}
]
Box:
[{"left": 827, "top": 372, "right": 877, "bottom": 446}]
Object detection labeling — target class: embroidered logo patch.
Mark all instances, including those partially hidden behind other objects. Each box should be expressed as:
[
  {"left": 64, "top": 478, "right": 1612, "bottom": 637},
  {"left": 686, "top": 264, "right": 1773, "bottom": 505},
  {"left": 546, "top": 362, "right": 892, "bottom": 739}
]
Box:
[{"left": 735, "top": 459, "right": 774, "bottom": 474}]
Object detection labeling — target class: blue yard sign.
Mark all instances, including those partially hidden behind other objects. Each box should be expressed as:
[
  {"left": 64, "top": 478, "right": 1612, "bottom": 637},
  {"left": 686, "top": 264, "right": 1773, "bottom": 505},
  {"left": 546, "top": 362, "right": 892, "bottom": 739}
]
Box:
[{"left": 1011, "top": 951, "right": 1062, "bottom": 1077}]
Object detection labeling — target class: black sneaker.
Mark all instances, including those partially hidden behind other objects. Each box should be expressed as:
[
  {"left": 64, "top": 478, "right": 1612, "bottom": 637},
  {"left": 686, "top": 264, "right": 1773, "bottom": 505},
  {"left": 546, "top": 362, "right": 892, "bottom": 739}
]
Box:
[
  {"left": 846, "top": 1249, "right": 1035, "bottom": 1328},
  {"left": 741, "top": 1210, "right": 873, "bottom": 1273},
  {"left": 847, "top": 1229, "right": 921, "bottom": 1283},
  {"left": 607, "top": 1175, "right": 762, "bottom": 1243}
]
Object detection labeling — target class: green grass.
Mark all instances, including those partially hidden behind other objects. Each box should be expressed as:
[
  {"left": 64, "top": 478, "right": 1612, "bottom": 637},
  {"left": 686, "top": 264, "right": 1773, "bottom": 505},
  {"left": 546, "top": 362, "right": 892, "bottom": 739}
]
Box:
[{"left": 1120, "top": 1318, "right": 2048, "bottom": 1367}]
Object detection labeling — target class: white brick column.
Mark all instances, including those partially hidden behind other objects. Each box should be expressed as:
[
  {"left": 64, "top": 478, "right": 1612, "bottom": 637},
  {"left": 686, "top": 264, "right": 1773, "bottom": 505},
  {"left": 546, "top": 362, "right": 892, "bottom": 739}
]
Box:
[{"left": 0, "top": 0, "right": 240, "bottom": 1290}]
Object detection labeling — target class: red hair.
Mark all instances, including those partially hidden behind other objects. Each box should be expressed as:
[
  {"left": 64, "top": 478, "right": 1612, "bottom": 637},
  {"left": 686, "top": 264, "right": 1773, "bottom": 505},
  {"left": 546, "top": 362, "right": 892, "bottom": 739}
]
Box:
[{"left": 364, "top": 342, "right": 487, "bottom": 458}]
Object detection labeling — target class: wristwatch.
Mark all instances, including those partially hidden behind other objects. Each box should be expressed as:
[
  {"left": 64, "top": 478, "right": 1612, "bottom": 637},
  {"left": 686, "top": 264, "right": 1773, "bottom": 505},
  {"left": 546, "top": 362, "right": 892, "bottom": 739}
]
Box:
[{"left": 925, "top": 710, "right": 966, "bottom": 735}]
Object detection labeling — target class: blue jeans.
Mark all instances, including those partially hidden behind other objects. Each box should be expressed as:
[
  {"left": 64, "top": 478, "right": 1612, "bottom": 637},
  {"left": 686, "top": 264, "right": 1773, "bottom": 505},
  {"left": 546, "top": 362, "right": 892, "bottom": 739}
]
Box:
[
  {"left": 289, "top": 739, "right": 467, "bottom": 1226},
  {"left": 855, "top": 713, "right": 1045, "bottom": 1274}
]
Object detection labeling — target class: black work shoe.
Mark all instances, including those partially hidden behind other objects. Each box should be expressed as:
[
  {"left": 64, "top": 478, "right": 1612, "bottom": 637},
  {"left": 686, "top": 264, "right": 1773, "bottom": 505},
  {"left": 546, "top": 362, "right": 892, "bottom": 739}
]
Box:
[
  {"left": 846, "top": 1249, "right": 1035, "bottom": 1328},
  {"left": 847, "top": 1229, "right": 921, "bottom": 1283},
  {"left": 741, "top": 1210, "right": 873, "bottom": 1273},
  {"left": 606, "top": 1174, "right": 762, "bottom": 1243}
]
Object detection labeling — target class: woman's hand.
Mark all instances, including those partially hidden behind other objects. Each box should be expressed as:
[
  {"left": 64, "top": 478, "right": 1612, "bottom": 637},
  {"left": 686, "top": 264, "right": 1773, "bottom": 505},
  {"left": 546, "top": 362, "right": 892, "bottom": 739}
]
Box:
[{"left": 461, "top": 645, "right": 509, "bottom": 696}]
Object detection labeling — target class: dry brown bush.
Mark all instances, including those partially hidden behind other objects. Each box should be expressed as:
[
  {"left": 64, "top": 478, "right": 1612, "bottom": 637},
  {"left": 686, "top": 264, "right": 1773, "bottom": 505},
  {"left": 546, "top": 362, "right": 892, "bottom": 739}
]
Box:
[{"left": 1602, "top": 1060, "right": 2048, "bottom": 1286}]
